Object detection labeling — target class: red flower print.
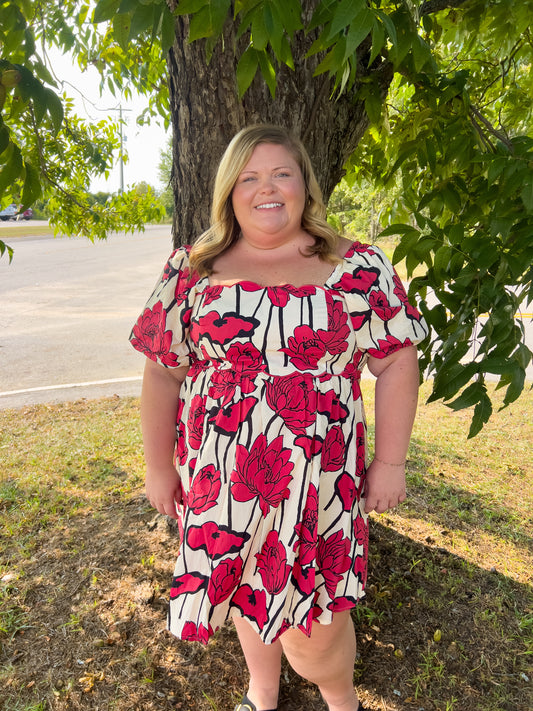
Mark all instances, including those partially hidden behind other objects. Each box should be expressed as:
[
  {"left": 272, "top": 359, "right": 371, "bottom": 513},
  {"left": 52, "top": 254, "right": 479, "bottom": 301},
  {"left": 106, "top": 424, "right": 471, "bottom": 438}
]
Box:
[
  {"left": 272, "top": 618, "right": 291, "bottom": 642},
  {"left": 295, "top": 434, "right": 323, "bottom": 461},
  {"left": 255, "top": 531, "right": 291, "bottom": 595},
  {"left": 353, "top": 516, "right": 367, "bottom": 546},
  {"left": 317, "top": 389, "right": 349, "bottom": 423},
  {"left": 207, "top": 556, "right": 243, "bottom": 605},
  {"left": 187, "top": 394, "right": 206, "bottom": 450},
  {"left": 209, "top": 397, "right": 258, "bottom": 434},
  {"left": 187, "top": 465, "right": 221, "bottom": 514},
  {"left": 230, "top": 585, "right": 268, "bottom": 630},
  {"left": 393, "top": 273, "right": 422, "bottom": 320},
  {"left": 368, "top": 289, "right": 402, "bottom": 321},
  {"left": 170, "top": 572, "right": 208, "bottom": 598},
  {"left": 349, "top": 310, "right": 371, "bottom": 332},
  {"left": 187, "top": 522, "right": 250, "bottom": 559},
  {"left": 174, "top": 266, "right": 194, "bottom": 305},
  {"left": 291, "top": 559, "right": 316, "bottom": 596},
  {"left": 327, "top": 595, "right": 358, "bottom": 613},
  {"left": 293, "top": 484, "right": 318, "bottom": 565},
  {"left": 317, "top": 530, "right": 351, "bottom": 599},
  {"left": 265, "top": 373, "right": 317, "bottom": 435},
  {"left": 333, "top": 267, "right": 379, "bottom": 294},
  {"left": 367, "top": 334, "right": 413, "bottom": 358},
  {"left": 176, "top": 418, "right": 188, "bottom": 466},
  {"left": 353, "top": 552, "right": 367, "bottom": 585},
  {"left": 317, "top": 297, "right": 350, "bottom": 355},
  {"left": 231, "top": 434, "right": 294, "bottom": 517},
  {"left": 355, "top": 421, "right": 366, "bottom": 481},
  {"left": 191, "top": 311, "right": 259, "bottom": 345},
  {"left": 181, "top": 621, "right": 213, "bottom": 644},
  {"left": 130, "top": 302, "right": 179, "bottom": 366},
  {"left": 209, "top": 342, "right": 266, "bottom": 405},
  {"left": 280, "top": 325, "right": 327, "bottom": 370},
  {"left": 204, "top": 285, "right": 223, "bottom": 305},
  {"left": 321, "top": 426, "right": 345, "bottom": 472},
  {"left": 335, "top": 472, "right": 356, "bottom": 511}
]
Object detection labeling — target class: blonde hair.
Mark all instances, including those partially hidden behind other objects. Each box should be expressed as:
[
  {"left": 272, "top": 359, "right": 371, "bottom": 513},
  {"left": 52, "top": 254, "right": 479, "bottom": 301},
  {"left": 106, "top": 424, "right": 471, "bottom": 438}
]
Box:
[{"left": 189, "top": 124, "right": 341, "bottom": 276}]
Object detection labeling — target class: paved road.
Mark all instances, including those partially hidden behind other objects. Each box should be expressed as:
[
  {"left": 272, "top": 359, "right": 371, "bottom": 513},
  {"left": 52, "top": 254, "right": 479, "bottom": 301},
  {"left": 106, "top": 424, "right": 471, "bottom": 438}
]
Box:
[{"left": 0, "top": 226, "right": 175, "bottom": 409}]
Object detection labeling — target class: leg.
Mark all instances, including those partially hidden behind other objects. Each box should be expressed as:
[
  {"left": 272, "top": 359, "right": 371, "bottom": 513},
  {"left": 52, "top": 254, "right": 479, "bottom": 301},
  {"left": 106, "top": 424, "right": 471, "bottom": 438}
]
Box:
[
  {"left": 279, "top": 610, "right": 359, "bottom": 711},
  {"left": 233, "top": 615, "right": 282, "bottom": 710}
]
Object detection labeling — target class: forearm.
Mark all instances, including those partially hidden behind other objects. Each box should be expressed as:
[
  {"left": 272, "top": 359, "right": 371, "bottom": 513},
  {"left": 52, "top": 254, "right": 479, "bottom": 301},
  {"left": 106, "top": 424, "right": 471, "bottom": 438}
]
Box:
[
  {"left": 140, "top": 359, "right": 185, "bottom": 471},
  {"left": 372, "top": 346, "right": 420, "bottom": 464}
]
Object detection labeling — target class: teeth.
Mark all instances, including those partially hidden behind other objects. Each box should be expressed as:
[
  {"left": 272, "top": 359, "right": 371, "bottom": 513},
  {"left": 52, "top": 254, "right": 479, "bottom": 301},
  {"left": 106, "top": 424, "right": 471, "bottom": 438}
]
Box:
[{"left": 256, "top": 202, "right": 282, "bottom": 209}]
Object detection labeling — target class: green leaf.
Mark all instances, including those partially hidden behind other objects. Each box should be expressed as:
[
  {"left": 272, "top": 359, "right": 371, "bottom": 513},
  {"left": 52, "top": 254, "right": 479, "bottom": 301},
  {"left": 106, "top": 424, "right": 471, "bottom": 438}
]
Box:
[
  {"left": 369, "top": 17, "right": 385, "bottom": 66},
  {"left": 189, "top": 0, "right": 231, "bottom": 41},
  {"left": 328, "top": 0, "right": 364, "bottom": 39},
  {"left": 21, "top": 161, "right": 41, "bottom": 205},
  {"left": 520, "top": 178, "right": 533, "bottom": 211},
  {"left": 447, "top": 381, "right": 485, "bottom": 411},
  {"left": 345, "top": 8, "right": 374, "bottom": 60},
  {"left": 468, "top": 389, "right": 493, "bottom": 438},
  {"left": 236, "top": 46, "right": 259, "bottom": 97},
  {"left": 93, "top": 0, "right": 122, "bottom": 23},
  {"left": 45, "top": 88, "right": 64, "bottom": 135},
  {"left": 252, "top": 8, "right": 269, "bottom": 50},
  {"left": 161, "top": 5, "right": 176, "bottom": 54},
  {"left": 257, "top": 51, "right": 276, "bottom": 98},
  {"left": 113, "top": 13, "right": 131, "bottom": 50}
]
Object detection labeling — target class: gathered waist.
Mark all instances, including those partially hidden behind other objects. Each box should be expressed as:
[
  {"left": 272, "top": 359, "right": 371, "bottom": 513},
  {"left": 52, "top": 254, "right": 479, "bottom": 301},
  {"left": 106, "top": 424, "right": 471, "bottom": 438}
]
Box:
[{"left": 187, "top": 359, "right": 362, "bottom": 383}]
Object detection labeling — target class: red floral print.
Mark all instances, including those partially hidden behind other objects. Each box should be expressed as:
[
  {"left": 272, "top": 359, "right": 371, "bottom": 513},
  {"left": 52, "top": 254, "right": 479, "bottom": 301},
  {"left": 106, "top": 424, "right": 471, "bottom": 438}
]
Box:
[
  {"left": 367, "top": 334, "right": 413, "bottom": 359},
  {"left": 191, "top": 311, "right": 259, "bottom": 345},
  {"left": 317, "top": 296, "right": 350, "bottom": 354},
  {"left": 204, "top": 285, "right": 223, "bottom": 305},
  {"left": 293, "top": 483, "right": 319, "bottom": 565},
  {"left": 255, "top": 531, "right": 291, "bottom": 595},
  {"left": 265, "top": 373, "right": 317, "bottom": 435},
  {"left": 353, "top": 516, "right": 367, "bottom": 546},
  {"left": 187, "top": 465, "right": 221, "bottom": 514},
  {"left": 294, "top": 434, "right": 323, "bottom": 460},
  {"left": 181, "top": 621, "right": 213, "bottom": 644},
  {"left": 392, "top": 273, "right": 422, "bottom": 320},
  {"left": 209, "top": 397, "right": 258, "bottom": 434},
  {"left": 187, "top": 394, "right": 206, "bottom": 450},
  {"left": 368, "top": 289, "right": 402, "bottom": 321},
  {"left": 231, "top": 585, "right": 268, "bottom": 629},
  {"left": 321, "top": 426, "right": 346, "bottom": 472},
  {"left": 176, "top": 415, "right": 188, "bottom": 466},
  {"left": 291, "top": 559, "right": 316, "bottom": 596},
  {"left": 317, "top": 530, "right": 351, "bottom": 599},
  {"left": 187, "top": 521, "right": 250, "bottom": 558},
  {"left": 317, "top": 389, "right": 349, "bottom": 423},
  {"left": 207, "top": 556, "right": 243, "bottom": 605},
  {"left": 335, "top": 472, "right": 356, "bottom": 511},
  {"left": 170, "top": 572, "right": 208, "bottom": 598},
  {"left": 333, "top": 267, "right": 379, "bottom": 294},
  {"left": 280, "top": 325, "right": 327, "bottom": 370},
  {"left": 130, "top": 302, "right": 179, "bottom": 366},
  {"left": 209, "top": 342, "right": 266, "bottom": 405},
  {"left": 326, "top": 595, "right": 358, "bottom": 613},
  {"left": 231, "top": 434, "right": 294, "bottom": 517}
]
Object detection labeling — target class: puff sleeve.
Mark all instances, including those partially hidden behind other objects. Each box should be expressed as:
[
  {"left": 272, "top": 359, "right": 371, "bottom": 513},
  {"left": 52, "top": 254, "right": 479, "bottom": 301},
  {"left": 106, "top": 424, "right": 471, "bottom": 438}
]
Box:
[
  {"left": 332, "top": 243, "right": 428, "bottom": 358},
  {"left": 129, "top": 246, "right": 199, "bottom": 368}
]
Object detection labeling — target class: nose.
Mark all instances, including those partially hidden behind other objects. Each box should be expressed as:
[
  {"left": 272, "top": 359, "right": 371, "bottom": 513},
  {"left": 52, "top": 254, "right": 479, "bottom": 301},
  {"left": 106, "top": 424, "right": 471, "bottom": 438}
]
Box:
[{"left": 258, "top": 175, "right": 275, "bottom": 192}]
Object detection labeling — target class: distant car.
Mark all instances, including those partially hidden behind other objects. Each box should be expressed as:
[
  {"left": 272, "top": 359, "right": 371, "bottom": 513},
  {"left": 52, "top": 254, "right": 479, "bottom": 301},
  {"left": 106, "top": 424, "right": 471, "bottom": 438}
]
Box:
[
  {"left": 0, "top": 203, "right": 18, "bottom": 221},
  {"left": 17, "top": 207, "right": 33, "bottom": 220}
]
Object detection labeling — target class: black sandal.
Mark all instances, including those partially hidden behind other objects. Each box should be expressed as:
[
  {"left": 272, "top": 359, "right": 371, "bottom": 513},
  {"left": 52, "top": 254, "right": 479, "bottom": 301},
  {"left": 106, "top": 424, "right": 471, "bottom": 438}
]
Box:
[{"left": 233, "top": 694, "right": 277, "bottom": 711}]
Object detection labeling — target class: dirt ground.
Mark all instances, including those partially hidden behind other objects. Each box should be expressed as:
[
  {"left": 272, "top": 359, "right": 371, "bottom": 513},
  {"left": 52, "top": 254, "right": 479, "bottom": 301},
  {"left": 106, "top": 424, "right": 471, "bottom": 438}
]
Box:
[{"left": 2, "top": 488, "right": 531, "bottom": 711}]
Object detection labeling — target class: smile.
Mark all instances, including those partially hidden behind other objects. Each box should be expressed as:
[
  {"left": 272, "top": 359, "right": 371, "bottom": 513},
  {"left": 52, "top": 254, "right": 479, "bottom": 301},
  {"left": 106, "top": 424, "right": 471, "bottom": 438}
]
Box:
[{"left": 256, "top": 202, "right": 283, "bottom": 209}]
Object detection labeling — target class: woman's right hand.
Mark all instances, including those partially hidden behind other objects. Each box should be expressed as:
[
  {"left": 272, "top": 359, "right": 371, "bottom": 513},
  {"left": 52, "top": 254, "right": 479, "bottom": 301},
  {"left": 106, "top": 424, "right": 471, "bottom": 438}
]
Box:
[{"left": 145, "top": 465, "right": 183, "bottom": 519}]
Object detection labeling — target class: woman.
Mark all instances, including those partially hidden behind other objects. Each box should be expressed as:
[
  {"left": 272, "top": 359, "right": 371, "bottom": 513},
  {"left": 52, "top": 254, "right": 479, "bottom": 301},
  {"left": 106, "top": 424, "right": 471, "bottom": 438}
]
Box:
[{"left": 130, "top": 124, "right": 428, "bottom": 711}]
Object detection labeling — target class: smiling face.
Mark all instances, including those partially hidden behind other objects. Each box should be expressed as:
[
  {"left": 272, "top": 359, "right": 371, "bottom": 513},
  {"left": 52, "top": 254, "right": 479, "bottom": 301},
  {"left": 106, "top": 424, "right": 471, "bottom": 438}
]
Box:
[{"left": 231, "top": 142, "right": 307, "bottom": 246}]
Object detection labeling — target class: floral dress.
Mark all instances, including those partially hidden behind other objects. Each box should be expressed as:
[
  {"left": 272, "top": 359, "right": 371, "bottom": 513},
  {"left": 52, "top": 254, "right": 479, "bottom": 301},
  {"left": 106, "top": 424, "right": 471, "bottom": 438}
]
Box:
[{"left": 130, "top": 242, "right": 428, "bottom": 645}]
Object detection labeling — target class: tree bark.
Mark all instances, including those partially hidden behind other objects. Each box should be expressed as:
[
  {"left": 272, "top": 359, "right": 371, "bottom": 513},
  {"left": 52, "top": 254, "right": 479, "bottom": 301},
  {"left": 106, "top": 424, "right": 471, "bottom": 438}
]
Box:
[{"left": 166, "top": 9, "right": 393, "bottom": 248}]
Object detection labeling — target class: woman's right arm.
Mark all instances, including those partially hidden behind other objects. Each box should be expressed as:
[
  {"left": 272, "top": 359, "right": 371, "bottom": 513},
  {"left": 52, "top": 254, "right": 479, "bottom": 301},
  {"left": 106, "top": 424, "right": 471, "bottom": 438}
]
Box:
[{"left": 140, "top": 358, "right": 189, "bottom": 519}]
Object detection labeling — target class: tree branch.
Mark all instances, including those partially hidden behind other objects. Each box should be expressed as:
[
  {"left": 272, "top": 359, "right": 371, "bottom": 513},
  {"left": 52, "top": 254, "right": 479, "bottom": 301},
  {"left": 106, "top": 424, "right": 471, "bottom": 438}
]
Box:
[{"left": 420, "top": 0, "right": 470, "bottom": 16}]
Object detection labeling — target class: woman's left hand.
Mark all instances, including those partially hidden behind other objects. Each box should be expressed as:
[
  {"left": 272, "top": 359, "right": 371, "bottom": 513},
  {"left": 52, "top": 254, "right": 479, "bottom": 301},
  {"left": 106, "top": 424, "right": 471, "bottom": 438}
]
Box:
[{"left": 363, "top": 458, "right": 407, "bottom": 514}]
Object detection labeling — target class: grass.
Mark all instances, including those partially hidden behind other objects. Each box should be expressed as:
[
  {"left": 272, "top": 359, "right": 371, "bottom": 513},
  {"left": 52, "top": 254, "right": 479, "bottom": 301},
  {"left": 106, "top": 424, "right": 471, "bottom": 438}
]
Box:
[{"left": 0, "top": 384, "right": 532, "bottom": 711}]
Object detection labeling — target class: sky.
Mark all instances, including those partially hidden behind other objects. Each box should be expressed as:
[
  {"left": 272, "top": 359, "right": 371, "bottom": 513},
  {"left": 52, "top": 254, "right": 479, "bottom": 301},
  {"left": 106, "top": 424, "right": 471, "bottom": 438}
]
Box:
[{"left": 48, "top": 47, "right": 169, "bottom": 194}]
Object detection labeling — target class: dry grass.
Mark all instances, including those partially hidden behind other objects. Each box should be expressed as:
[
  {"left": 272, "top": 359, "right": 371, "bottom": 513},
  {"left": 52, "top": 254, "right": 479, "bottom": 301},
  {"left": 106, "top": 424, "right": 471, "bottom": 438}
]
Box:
[{"left": 0, "top": 384, "right": 531, "bottom": 711}]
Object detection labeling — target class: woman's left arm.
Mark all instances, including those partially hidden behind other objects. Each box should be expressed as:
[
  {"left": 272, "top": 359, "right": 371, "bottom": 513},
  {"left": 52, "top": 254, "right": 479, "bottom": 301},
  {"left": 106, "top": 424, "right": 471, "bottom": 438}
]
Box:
[{"left": 364, "top": 345, "right": 420, "bottom": 514}]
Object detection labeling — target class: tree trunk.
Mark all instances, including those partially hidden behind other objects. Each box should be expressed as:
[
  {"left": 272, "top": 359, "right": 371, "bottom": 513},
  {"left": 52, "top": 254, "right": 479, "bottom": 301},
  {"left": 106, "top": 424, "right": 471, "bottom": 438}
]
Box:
[{"left": 166, "top": 10, "right": 393, "bottom": 248}]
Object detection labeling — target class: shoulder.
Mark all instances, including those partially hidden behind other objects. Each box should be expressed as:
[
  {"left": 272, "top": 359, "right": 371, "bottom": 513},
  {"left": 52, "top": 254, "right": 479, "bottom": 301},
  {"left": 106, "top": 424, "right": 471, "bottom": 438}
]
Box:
[{"left": 340, "top": 240, "right": 393, "bottom": 270}]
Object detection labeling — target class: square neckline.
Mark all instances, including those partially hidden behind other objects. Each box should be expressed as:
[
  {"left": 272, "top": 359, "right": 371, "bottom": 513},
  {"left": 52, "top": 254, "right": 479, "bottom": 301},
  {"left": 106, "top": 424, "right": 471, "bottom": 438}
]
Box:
[{"left": 203, "top": 243, "right": 357, "bottom": 291}]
